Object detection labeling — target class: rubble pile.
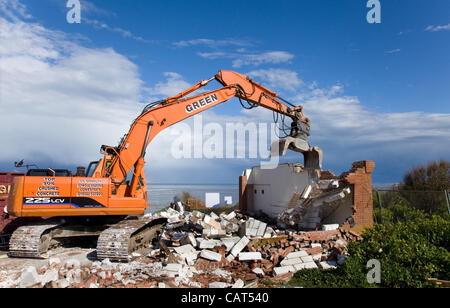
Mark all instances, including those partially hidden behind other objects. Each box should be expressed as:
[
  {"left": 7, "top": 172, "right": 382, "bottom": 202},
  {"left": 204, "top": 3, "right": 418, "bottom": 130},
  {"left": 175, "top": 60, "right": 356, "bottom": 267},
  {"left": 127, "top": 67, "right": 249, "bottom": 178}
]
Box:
[
  {"left": 278, "top": 178, "right": 353, "bottom": 230},
  {"left": 0, "top": 206, "right": 361, "bottom": 288}
]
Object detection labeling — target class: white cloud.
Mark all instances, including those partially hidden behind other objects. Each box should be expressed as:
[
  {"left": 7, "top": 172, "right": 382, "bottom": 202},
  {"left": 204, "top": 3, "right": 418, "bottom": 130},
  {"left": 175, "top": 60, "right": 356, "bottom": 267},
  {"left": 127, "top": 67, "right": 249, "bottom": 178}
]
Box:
[
  {"left": 232, "top": 51, "right": 294, "bottom": 68},
  {"left": 425, "top": 23, "right": 450, "bottom": 32},
  {"left": 173, "top": 39, "right": 251, "bottom": 48},
  {"left": 80, "top": 0, "right": 116, "bottom": 17},
  {"left": 177, "top": 37, "right": 294, "bottom": 68},
  {"left": 198, "top": 50, "right": 294, "bottom": 68},
  {"left": 0, "top": 0, "right": 31, "bottom": 20},
  {"left": 385, "top": 48, "right": 401, "bottom": 54},
  {"left": 298, "top": 87, "right": 450, "bottom": 148},
  {"left": 84, "top": 18, "right": 151, "bottom": 42},
  {"left": 146, "top": 72, "right": 192, "bottom": 98},
  {"left": 247, "top": 68, "right": 304, "bottom": 92},
  {"left": 237, "top": 69, "right": 450, "bottom": 165},
  {"left": 0, "top": 14, "right": 144, "bottom": 166}
]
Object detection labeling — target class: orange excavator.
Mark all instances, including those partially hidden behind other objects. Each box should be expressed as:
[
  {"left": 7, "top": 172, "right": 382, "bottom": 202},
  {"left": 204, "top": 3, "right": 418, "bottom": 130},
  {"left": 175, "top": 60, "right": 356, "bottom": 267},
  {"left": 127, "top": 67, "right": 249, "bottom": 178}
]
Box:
[{"left": 7, "top": 70, "right": 317, "bottom": 261}]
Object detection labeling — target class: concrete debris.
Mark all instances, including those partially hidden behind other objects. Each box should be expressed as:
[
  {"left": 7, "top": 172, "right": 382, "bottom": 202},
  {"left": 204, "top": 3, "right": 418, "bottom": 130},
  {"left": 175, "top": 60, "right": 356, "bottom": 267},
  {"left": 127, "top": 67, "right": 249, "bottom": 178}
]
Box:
[
  {"left": 200, "top": 250, "right": 222, "bottom": 262},
  {"left": 319, "top": 261, "right": 337, "bottom": 270},
  {"left": 231, "top": 279, "right": 244, "bottom": 288},
  {"left": 238, "top": 252, "right": 262, "bottom": 261},
  {"left": 227, "top": 236, "right": 250, "bottom": 262},
  {"left": 273, "top": 266, "right": 295, "bottom": 276},
  {"left": 1, "top": 206, "right": 361, "bottom": 288},
  {"left": 277, "top": 180, "right": 353, "bottom": 231},
  {"left": 65, "top": 259, "right": 81, "bottom": 269},
  {"left": 18, "top": 266, "right": 41, "bottom": 288},
  {"left": 48, "top": 258, "right": 61, "bottom": 267},
  {"left": 209, "top": 281, "right": 229, "bottom": 288},
  {"left": 199, "top": 239, "right": 222, "bottom": 249},
  {"left": 252, "top": 267, "right": 264, "bottom": 276},
  {"left": 180, "top": 233, "right": 197, "bottom": 247},
  {"left": 240, "top": 218, "right": 267, "bottom": 238}
]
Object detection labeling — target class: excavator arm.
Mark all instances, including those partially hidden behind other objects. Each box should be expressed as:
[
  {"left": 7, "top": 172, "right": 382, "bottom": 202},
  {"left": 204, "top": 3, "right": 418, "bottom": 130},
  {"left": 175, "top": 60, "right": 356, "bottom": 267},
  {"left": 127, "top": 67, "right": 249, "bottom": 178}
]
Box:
[{"left": 105, "top": 70, "right": 316, "bottom": 196}]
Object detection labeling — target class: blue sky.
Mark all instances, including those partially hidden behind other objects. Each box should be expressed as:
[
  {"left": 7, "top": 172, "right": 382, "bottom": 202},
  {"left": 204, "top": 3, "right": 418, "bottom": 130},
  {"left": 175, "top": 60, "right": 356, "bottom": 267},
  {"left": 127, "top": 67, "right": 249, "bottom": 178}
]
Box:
[{"left": 0, "top": 0, "right": 449, "bottom": 184}]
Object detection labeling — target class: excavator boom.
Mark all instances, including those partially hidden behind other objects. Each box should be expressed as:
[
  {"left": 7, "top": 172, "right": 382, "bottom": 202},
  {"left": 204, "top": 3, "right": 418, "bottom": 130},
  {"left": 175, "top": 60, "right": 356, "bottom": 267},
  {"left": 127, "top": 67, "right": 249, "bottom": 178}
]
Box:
[{"left": 106, "top": 70, "right": 312, "bottom": 196}]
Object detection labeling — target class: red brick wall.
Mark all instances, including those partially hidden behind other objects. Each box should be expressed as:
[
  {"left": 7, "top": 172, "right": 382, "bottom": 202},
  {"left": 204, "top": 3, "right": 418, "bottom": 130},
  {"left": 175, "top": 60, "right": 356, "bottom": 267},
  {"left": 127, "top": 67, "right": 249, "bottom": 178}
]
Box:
[{"left": 341, "top": 161, "right": 375, "bottom": 231}]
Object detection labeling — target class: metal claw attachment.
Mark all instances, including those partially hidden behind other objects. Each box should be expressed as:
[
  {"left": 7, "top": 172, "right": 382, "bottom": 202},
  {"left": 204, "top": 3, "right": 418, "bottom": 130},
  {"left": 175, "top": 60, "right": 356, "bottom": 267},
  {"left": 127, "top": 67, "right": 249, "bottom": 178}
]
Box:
[{"left": 270, "top": 120, "right": 323, "bottom": 169}]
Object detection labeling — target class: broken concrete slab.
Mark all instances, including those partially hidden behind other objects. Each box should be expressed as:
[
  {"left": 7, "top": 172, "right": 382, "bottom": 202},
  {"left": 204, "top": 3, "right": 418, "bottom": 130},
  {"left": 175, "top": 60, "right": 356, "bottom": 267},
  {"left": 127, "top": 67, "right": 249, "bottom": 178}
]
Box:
[
  {"left": 238, "top": 252, "right": 262, "bottom": 261},
  {"left": 55, "top": 279, "right": 70, "bottom": 288},
  {"left": 113, "top": 272, "right": 123, "bottom": 281},
  {"left": 65, "top": 259, "right": 81, "bottom": 269},
  {"left": 221, "top": 237, "right": 241, "bottom": 252},
  {"left": 284, "top": 250, "right": 308, "bottom": 259},
  {"left": 300, "top": 255, "right": 314, "bottom": 263},
  {"left": 232, "top": 279, "right": 244, "bottom": 288},
  {"left": 302, "top": 262, "right": 318, "bottom": 269},
  {"left": 224, "top": 211, "right": 236, "bottom": 221},
  {"left": 252, "top": 267, "right": 264, "bottom": 275},
  {"left": 18, "top": 266, "right": 40, "bottom": 288},
  {"left": 209, "top": 281, "right": 229, "bottom": 288},
  {"left": 204, "top": 215, "right": 222, "bottom": 231},
  {"left": 240, "top": 218, "right": 267, "bottom": 238},
  {"left": 203, "top": 226, "right": 226, "bottom": 238},
  {"left": 48, "top": 258, "right": 61, "bottom": 267},
  {"left": 199, "top": 239, "right": 222, "bottom": 249},
  {"left": 227, "top": 236, "right": 250, "bottom": 261},
  {"left": 319, "top": 261, "right": 337, "bottom": 270},
  {"left": 165, "top": 263, "right": 183, "bottom": 274},
  {"left": 200, "top": 250, "right": 222, "bottom": 262},
  {"left": 273, "top": 266, "right": 295, "bottom": 276},
  {"left": 174, "top": 244, "right": 199, "bottom": 264},
  {"left": 40, "top": 268, "right": 59, "bottom": 286},
  {"left": 318, "top": 180, "right": 339, "bottom": 190},
  {"left": 210, "top": 212, "right": 219, "bottom": 220},
  {"left": 280, "top": 257, "right": 303, "bottom": 266}
]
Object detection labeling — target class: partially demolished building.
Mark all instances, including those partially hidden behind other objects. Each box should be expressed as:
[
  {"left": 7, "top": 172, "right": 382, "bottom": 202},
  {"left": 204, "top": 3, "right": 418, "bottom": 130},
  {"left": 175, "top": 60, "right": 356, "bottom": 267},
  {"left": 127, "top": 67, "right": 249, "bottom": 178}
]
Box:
[{"left": 239, "top": 148, "right": 375, "bottom": 232}]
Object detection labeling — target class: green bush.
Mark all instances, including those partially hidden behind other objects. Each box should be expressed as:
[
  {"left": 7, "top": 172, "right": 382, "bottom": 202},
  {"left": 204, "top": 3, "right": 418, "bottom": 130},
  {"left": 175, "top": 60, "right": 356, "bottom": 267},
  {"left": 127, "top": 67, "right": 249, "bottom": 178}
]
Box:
[
  {"left": 400, "top": 159, "right": 449, "bottom": 214},
  {"left": 373, "top": 202, "right": 429, "bottom": 224},
  {"left": 290, "top": 214, "right": 450, "bottom": 288}
]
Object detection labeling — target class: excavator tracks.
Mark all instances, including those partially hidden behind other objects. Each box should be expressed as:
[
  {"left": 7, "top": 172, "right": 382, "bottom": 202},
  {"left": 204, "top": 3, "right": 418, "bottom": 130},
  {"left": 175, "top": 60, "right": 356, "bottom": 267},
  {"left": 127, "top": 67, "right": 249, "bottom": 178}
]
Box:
[
  {"left": 8, "top": 218, "right": 66, "bottom": 258},
  {"left": 96, "top": 216, "right": 166, "bottom": 262}
]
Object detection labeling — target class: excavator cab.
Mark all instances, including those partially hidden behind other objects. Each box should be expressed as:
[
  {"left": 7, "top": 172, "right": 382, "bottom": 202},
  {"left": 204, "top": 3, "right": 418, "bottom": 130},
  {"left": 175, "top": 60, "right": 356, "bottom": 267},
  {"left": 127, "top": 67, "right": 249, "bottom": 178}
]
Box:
[{"left": 86, "top": 161, "right": 100, "bottom": 177}]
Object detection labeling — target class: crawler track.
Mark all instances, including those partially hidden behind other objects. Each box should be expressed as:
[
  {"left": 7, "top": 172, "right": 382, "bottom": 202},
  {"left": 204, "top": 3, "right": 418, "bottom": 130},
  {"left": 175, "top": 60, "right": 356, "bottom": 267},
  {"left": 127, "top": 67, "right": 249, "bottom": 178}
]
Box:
[
  {"left": 8, "top": 219, "right": 66, "bottom": 258},
  {"left": 96, "top": 216, "right": 166, "bottom": 262}
]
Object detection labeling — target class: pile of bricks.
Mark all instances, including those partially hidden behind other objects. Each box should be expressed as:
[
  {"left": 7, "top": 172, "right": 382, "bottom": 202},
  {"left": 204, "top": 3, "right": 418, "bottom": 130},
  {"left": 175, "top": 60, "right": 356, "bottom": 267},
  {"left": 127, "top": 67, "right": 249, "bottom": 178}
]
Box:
[
  {"left": 129, "top": 207, "right": 361, "bottom": 288},
  {"left": 1, "top": 207, "right": 362, "bottom": 288}
]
